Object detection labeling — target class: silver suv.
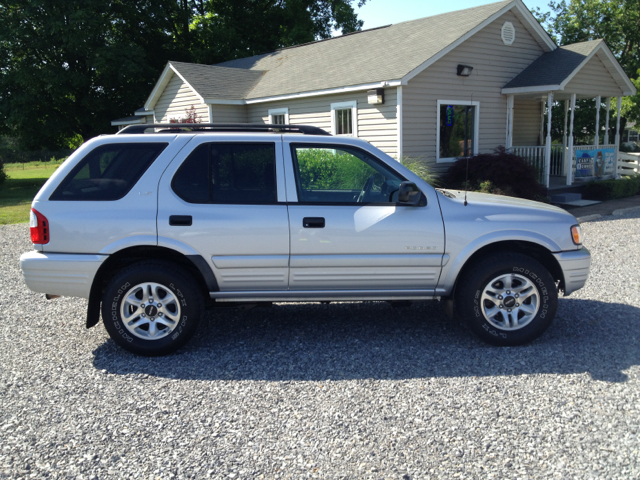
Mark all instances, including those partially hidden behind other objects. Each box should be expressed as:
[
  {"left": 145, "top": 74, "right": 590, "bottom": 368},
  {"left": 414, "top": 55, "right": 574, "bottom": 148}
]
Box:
[{"left": 20, "top": 124, "right": 591, "bottom": 355}]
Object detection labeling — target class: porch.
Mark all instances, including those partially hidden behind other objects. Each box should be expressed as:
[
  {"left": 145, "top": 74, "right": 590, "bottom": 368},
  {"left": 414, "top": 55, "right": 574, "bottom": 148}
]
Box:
[{"left": 501, "top": 39, "right": 636, "bottom": 189}]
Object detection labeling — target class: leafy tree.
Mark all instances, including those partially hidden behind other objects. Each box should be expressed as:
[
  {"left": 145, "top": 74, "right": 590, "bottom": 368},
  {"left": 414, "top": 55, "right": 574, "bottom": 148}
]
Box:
[
  {"left": 532, "top": 1, "right": 640, "bottom": 137},
  {"left": 0, "top": 0, "right": 365, "bottom": 150}
]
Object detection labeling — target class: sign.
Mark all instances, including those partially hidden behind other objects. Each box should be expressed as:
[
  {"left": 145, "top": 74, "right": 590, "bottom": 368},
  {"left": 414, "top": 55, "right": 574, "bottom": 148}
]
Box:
[
  {"left": 446, "top": 106, "right": 454, "bottom": 126},
  {"left": 575, "top": 148, "right": 615, "bottom": 178}
]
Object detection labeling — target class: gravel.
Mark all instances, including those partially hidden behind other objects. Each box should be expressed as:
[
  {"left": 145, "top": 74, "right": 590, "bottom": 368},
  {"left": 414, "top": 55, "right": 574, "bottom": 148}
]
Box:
[{"left": 1, "top": 212, "right": 639, "bottom": 479}]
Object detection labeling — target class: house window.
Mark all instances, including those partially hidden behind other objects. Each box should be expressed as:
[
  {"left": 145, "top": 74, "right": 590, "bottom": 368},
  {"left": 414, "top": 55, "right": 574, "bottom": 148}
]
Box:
[
  {"left": 268, "top": 108, "right": 289, "bottom": 125},
  {"left": 331, "top": 101, "right": 357, "bottom": 136},
  {"left": 437, "top": 100, "right": 480, "bottom": 162},
  {"left": 629, "top": 130, "right": 639, "bottom": 142}
]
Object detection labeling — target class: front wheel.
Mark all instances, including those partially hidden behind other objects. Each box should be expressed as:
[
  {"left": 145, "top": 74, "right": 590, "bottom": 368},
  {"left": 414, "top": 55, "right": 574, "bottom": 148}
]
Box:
[
  {"left": 455, "top": 253, "right": 558, "bottom": 346},
  {"left": 101, "top": 261, "right": 203, "bottom": 356}
]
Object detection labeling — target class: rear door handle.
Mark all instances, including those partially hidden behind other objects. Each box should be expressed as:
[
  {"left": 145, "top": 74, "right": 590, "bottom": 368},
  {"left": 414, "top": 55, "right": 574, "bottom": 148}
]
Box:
[
  {"left": 303, "top": 217, "right": 325, "bottom": 228},
  {"left": 169, "top": 215, "right": 192, "bottom": 226}
]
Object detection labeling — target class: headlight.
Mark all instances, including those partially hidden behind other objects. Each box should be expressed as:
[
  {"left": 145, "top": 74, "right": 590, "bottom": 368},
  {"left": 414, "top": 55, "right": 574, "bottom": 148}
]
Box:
[{"left": 571, "top": 225, "right": 582, "bottom": 245}]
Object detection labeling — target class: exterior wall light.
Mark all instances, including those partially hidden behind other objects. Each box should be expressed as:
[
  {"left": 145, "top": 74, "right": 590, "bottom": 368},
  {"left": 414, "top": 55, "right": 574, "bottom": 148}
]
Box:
[
  {"left": 457, "top": 65, "right": 473, "bottom": 76},
  {"left": 367, "top": 88, "right": 385, "bottom": 105}
]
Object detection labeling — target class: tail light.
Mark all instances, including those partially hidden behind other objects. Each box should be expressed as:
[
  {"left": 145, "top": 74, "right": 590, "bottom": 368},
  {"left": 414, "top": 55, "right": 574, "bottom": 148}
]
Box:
[{"left": 30, "top": 208, "right": 50, "bottom": 244}]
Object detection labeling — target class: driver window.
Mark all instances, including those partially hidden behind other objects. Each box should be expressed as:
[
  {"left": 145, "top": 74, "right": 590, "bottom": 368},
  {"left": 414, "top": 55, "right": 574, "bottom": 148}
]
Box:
[{"left": 291, "top": 145, "right": 404, "bottom": 204}]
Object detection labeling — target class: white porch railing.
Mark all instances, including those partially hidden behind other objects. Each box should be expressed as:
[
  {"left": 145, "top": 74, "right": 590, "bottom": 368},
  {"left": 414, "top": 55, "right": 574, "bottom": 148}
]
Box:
[
  {"left": 618, "top": 152, "right": 640, "bottom": 176},
  {"left": 510, "top": 145, "right": 564, "bottom": 183}
]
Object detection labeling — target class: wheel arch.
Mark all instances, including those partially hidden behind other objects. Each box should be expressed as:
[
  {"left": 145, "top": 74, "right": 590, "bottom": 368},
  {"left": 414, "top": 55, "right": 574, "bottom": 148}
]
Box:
[
  {"left": 86, "top": 246, "right": 217, "bottom": 328},
  {"left": 444, "top": 240, "right": 565, "bottom": 300}
]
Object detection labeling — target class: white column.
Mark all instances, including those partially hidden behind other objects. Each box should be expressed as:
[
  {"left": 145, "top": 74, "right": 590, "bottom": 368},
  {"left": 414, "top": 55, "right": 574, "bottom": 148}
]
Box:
[
  {"left": 594, "top": 95, "right": 601, "bottom": 148},
  {"left": 506, "top": 95, "right": 514, "bottom": 149},
  {"left": 563, "top": 100, "right": 569, "bottom": 174},
  {"left": 566, "top": 93, "right": 576, "bottom": 185},
  {"left": 604, "top": 97, "right": 611, "bottom": 145},
  {"left": 539, "top": 101, "right": 545, "bottom": 145},
  {"left": 396, "top": 86, "right": 403, "bottom": 161},
  {"left": 615, "top": 96, "right": 622, "bottom": 164},
  {"left": 544, "top": 92, "right": 553, "bottom": 187}
]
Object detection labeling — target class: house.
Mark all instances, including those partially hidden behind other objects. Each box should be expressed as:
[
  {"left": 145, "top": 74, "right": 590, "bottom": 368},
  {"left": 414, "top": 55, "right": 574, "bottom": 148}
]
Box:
[{"left": 112, "top": 0, "right": 637, "bottom": 187}]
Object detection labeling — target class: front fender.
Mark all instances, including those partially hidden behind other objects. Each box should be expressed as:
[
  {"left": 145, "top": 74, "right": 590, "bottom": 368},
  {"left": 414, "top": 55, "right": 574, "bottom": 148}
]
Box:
[{"left": 437, "top": 229, "right": 562, "bottom": 295}]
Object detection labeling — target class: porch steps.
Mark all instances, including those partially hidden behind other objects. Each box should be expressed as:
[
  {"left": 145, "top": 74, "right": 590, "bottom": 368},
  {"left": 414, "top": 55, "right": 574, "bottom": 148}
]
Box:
[{"left": 549, "top": 190, "right": 601, "bottom": 207}]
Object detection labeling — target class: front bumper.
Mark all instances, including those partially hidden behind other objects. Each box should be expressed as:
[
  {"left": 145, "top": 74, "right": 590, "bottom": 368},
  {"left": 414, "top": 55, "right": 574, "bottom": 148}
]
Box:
[
  {"left": 553, "top": 248, "right": 591, "bottom": 296},
  {"left": 20, "top": 251, "right": 108, "bottom": 299}
]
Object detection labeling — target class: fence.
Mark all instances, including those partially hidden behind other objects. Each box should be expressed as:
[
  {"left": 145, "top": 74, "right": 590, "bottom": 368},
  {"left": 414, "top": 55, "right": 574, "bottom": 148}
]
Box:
[
  {"left": 618, "top": 152, "right": 640, "bottom": 176},
  {"left": 0, "top": 149, "right": 73, "bottom": 164},
  {"left": 510, "top": 146, "right": 546, "bottom": 183}
]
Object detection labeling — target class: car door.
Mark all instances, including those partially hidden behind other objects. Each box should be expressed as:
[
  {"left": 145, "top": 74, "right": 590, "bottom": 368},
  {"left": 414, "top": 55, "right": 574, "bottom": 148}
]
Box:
[
  {"left": 157, "top": 135, "right": 290, "bottom": 291},
  {"left": 283, "top": 138, "right": 445, "bottom": 292}
]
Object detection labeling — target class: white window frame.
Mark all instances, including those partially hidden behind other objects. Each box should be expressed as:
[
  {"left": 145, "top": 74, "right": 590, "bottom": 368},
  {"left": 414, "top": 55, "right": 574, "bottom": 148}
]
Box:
[
  {"left": 436, "top": 99, "right": 480, "bottom": 163},
  {"left": 331, "top": 100, "right": 358, "bottom": 137},
  {"left": 268, "top": 107, "right": 289, "bottom": 125}
]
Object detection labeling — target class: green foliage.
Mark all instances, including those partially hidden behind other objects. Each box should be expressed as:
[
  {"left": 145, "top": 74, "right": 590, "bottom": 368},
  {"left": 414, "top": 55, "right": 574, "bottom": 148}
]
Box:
[
  {"left": 297, "top": 148, "right": 373, "bottom": 190},
  {"left": 583, "top": 175, "right": 640, "bottom": 200},
  {"left": 0, "top": 0, "right": 366, "bottom": 150},
  {"left": 0, "top": 157, "right": 6, "bottom": 186},
  {"left": 401, "top": 157, "right": 438, "bottom": 185},
  {"left": 441, "top": 147, "right": 548, "bottom": 201}
]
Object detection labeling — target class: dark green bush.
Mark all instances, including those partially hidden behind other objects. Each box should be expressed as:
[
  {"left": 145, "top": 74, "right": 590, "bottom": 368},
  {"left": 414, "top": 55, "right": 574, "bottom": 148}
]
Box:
[
  {"left": 0, "top": 156, "right": 6, "bottom": 186},
  {"left": 583, "top": 176, "right": 640, "bottom": 200},
  {"left": 441, "top": 147, "right": 547, "bottom": 201}
]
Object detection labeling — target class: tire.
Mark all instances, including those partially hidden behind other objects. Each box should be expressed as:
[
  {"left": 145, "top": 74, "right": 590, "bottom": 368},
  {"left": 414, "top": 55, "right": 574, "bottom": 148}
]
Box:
[
  {"left": 101, "top": 261, "right": 204, "bottom": 356},
  {"left": 455, "top": 253, "right": 558, "bottom": 346}
]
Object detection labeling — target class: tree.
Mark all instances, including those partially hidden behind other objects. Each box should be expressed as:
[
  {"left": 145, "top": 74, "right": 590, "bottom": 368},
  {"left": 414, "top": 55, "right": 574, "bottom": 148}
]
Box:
[
  {"left": 532, "top": 1, "right": 640, "bottom": 137},
  {"left": 0, "top": 0, "right": 365, "bottom": 150}
]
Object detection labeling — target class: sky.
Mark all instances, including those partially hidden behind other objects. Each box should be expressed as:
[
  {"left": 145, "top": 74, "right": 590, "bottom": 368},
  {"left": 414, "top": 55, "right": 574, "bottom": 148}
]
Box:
[{"left": 353, "top": 0, "right": 552, "bottom": 30}]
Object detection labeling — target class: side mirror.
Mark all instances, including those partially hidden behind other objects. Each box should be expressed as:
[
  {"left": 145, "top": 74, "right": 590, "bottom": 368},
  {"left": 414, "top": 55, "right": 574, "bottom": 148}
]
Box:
[{"left": 397, "top": 181, "right": 421, "bottom": 205}]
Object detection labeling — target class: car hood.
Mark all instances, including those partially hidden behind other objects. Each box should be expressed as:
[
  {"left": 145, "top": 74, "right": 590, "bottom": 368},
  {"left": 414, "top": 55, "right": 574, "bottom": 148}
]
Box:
[{"left": 437, "top": 189, "right": 570, "bottom": 215}]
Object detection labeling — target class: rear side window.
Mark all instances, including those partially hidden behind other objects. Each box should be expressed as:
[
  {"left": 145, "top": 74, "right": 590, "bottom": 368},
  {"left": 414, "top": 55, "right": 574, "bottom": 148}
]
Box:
[
  {"left": 172, "top": 143, "right": 277, "bottom": 204},
  {"left": 50, "top": 143, "right": 167, "bottom": 201}
]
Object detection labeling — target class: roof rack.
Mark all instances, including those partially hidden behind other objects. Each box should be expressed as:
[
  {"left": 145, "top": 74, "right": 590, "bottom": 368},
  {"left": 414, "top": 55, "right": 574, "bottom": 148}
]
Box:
[{"left": 117, "top": 123, "right": 331, "bottom": 136}]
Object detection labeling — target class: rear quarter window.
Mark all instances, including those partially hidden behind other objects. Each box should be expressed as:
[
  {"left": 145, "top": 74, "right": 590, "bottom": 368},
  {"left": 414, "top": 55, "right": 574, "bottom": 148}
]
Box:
[{"left": 50, "top": 143, "right": 167, "bottom": 201}]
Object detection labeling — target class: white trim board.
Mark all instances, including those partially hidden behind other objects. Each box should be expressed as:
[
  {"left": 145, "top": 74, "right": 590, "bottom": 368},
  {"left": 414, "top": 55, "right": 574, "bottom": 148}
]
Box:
[
  {"left": 144, "top": 62, "right": 206, "bottom": 111},
  {"left": 436, "top": 100, "right": 480, "bottom": 163}
]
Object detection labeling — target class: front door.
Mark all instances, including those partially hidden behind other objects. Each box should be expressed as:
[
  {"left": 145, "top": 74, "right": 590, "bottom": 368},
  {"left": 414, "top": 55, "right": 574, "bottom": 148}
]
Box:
[{"left": 283, "top": 141, "right": 445, "bottom": 292}]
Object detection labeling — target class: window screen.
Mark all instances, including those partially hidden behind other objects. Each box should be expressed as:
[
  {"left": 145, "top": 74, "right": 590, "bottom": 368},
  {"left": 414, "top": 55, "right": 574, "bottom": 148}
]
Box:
[
  {"left": 172, "top": 143, "right": 277, "bottom": 204},
  {"left": 50, "top": 143, "right": 167, "bottom": 201},
  {"left": 335, "top": 109, "right": 353, "bottom": 135},
  {"left": 271, "top": 114, "right": 286, "bottom": 125}
]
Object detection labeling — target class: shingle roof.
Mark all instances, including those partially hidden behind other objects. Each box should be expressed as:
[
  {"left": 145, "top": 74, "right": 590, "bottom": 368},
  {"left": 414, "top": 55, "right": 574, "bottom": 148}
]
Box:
[
  {"left": 503, "top": 39, "right": 602, "bottom": 89},
  {"left": 213, "top": 0, "right": 514, "bottom": 98},
  {"left": 169, "top": 61, "right": 265, "bottom": 100}
]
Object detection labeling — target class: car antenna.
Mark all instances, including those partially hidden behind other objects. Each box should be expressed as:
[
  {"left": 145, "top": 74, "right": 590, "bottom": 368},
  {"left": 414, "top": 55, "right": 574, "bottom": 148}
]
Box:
[{"left": 463, "top": 93, "right": 473, "bottom": 206}]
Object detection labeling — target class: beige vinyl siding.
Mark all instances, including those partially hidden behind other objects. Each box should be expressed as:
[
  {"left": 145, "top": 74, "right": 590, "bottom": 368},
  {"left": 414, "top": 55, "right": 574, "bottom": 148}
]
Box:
[
  {"left": 564, "top": 54, "right": 624, "bottom": 98},
  {"left": 402, "top": 10, "right": 545, "bottom": 173},
  {"left": 513, "top": 98, "right": 542, "bottom": 146},
  {"left": 210, "top": 104, "right": 248, "bottom": 123},
  {"left": 247, "top": 89, "right": 399, "bottom": 157},
  {"left": 155, "top": 73, "right": 209, "bottom": 123}
]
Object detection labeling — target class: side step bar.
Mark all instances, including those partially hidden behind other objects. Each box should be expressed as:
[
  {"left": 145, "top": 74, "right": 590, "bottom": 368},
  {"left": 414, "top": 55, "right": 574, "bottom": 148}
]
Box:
[{"left": 210, "top": 289, "right": 437, "bottom": 303}]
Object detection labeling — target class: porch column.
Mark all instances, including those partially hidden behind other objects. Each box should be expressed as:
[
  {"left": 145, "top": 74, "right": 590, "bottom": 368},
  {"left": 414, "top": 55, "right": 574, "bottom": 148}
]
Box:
[
  {"left": 566, "top": 93, "right": 576, "bottom": 185},
  {"left": 539, "top": 101, "right": 545, "bottom": 145},
  {"left": 594, "top": 95, "right": 601, "bottom": 148},
  {"left": 506, "top": 95, "right": 514, "bottom": 149},
  {"left": 604, "top": 97, "right": 611, "bottom": 145},
  {"left": 544, "top": 92, "right": 553, "bottom": 188},
  {"left": 563, "top": 100, "right": 569, "bottom": 174},
  {"left": 615, "top": 96, "right": 622, "bottom": 164}
]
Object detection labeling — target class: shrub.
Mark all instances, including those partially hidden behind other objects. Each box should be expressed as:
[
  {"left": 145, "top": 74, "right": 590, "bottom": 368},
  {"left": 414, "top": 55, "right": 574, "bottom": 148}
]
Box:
[
  {"left": 0, "top": 155, "right": 6, "bottom": 185},
  {"left": 441, "top": 147, "right": 547, "bottom": 201},
  {"left": 402, "top": 157, "right": 438, "bottom": 185},
  {"left": 583, "top": 175, "right": 640, "bottom": 200}
]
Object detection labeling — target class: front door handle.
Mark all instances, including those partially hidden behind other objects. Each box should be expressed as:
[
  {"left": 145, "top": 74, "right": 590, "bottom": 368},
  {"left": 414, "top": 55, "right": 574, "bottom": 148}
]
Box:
[
  {"left": 169, "top": 215, "right": 192, "bottom": 226},
  {"left": 303, "top": 217, "right": 325, "bottom": 228}
]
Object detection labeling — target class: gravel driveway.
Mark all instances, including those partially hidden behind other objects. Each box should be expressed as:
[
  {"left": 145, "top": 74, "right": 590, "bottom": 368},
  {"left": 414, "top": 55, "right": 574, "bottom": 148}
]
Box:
[{"left": 1, "top": 212, "right": 639, "bottom": 479}]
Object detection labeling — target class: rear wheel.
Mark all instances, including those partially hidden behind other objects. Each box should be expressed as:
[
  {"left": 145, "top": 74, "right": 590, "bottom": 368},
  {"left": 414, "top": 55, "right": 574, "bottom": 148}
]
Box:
[
  {"left": 101, "top": 261, "right": 203, "bottom": 355},
  {"left": 455, "top": 253, "right": 558, "bottom": 346}
]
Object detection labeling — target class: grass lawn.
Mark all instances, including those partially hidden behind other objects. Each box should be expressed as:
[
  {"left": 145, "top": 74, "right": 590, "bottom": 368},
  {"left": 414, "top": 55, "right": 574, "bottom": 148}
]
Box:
[{"left": 0, "top": 161, "right": 64, "bottom": 225}]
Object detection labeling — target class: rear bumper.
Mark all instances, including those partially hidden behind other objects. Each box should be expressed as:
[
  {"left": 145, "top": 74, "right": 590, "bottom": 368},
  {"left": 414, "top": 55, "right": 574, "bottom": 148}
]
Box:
[
  {"left": 553, "top": 248, "right": 591, "bottom": 296},
  {"left": 20, "top": 251, "right": 108, "bottom": 299}
]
